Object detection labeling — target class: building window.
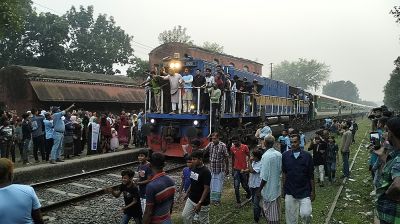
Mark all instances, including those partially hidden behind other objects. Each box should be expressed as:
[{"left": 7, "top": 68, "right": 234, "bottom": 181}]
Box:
[
  {"left": 214, "top": 59, "right": 219, "bottom": 64},
  {"left": 243, "top": 65, "right": 249, "bottom": 72},
  {"left": 229, "top": 62, "right": 235, "bottom": 67}
]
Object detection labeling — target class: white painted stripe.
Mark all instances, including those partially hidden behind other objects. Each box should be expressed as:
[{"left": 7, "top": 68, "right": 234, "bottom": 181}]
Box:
[
  {"left": 46, "top": 188, "right": 80, "bottom": 197},
  {"left": 107, "top": 173, "right": 121, "bottom": 178},
  {"left": 47, "top": 188, "right": 67, "bottom": 195},
  {"left": 67, "top": 192, "right": 80, "bottom": 197},
  {"left": 89, "top": 178, "right": 106, "bottom": 183},
  {"left": 69, "top": 182, "right": 94, "bottom": 189}
]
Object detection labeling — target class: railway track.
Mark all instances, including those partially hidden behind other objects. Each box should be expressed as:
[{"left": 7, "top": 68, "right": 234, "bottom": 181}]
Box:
[{"left": 33, "top": 160, "right": 185, "bottom": 213}]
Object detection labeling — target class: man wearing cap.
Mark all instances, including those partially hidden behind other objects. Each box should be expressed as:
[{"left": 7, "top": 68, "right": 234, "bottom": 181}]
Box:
[{"left": 50, "top": 103, "right": 75, "bottom": 164}]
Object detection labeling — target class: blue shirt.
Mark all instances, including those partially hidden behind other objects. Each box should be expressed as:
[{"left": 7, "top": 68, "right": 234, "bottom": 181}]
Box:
[
  {"left": 182, "top": 167, "right": 191, "bottom": 192},
  {"left": 137, "top": 162, "right": 153, "bottom": 198},
  {"left": 43, "top": 120, "right": 54, "bottom": 139},
  {"left": 0, "top": 184, "right": 41, "bottom": 224},
  {"left": 182, "top": 74, "right": 193, "bottom": 89},
  {"left": 53, "top": 111, "right": 65, "bottom": 133},
  {"left": 248, "top": 160, "right": 262, "bottom": 188},
  {"left": 137, "top": 112, "right": 143, "bottom": 130},
  {"left": 146, "top": 173, "right": 175, "bottom": 223},
  {"left": 282, "top": 149, "right": 314, "bottom": 199},
  {"left": 278, "top": 135, "right": 290, "bottom": 152},
  {"left": 300, "top": 134, "right": 305, "bottom": 149},
  {"left": 260, "top": 148, "right": 282, "bottom": 201},
  {"left": 259, "top": 126, "right": 272, "bottom": 139}
]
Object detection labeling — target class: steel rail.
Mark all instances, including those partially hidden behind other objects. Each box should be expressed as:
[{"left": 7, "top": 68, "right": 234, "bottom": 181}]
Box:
[
  {"left": 31, "top": 161, "right": 139, "bottom": 188},
  {"left": 41, "top": 164, "right": 185, "bottom": 213}
]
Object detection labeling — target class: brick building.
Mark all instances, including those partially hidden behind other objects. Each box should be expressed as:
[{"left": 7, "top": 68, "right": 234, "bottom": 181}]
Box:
[
  {"left": 149, "top": 42, "right": 263, "bottom": 75},
  {"left": 0, "top": 66, "right": 145, "bottom": 115}
]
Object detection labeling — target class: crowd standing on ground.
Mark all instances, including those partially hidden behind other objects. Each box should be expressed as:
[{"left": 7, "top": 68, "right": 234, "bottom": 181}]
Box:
[
  {"left": 1, "top": 105, "right": 399, "bottom": 223},
  {"left": 0, "top": 106, "right": 148, "bottom": 165}
]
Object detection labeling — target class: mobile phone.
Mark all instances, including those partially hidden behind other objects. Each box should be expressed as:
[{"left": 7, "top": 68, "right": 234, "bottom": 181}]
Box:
[{"left": 369, "top": 132, "right": 380, "bottom": 150}]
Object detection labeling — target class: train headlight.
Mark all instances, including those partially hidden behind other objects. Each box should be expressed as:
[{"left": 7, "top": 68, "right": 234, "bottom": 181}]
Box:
[
  {"left": 150, "top": 119, "right": 155, "bottom": 124},
  {"left": 193, "top": 120, "right": 199, "bottom": 126},
  {"left": 190, "top": 104, "right": 195, "bottom": 110},
  {"left": 169, "top": 61, "right": 182, "bottom": 70}
]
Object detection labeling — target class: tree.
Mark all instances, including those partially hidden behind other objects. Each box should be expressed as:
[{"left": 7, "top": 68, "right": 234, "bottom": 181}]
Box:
[
  {"left": 65, "top": 6, "right": 134, "bottom": 74},
  {"left": 158, "top": 25, "right": 193, "bottom": 45},
  {"left": 391, "top": 6, "right": 400, "bottom": 23},
  {"left": 0, "top": 5, "right": 134, "bottom": 75},
  {"left": 273, "top": 58, "right": 330, "bottom": 90},
  {"left": 384, "top": 57, "right": 400, "bottom": 110},
  {"left": 126, "top": 57, "right": 149, "bottom": 82},
  {"left": 202, "top": 41, "right": 224, "bottom": 53},
  {"left": 322, "top": 80, "right": 360, "bottom": 102},
  {"left": 0, "top": 0, "right": 32, "bottom": 36},
  {"left": 31, "top": 12, "right": 70, "bottom": 69}
]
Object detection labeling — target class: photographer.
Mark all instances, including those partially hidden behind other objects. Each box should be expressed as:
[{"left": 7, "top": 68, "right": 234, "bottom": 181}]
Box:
[{"left": 375, "top": 116, "right": 400, "bottom": 224}]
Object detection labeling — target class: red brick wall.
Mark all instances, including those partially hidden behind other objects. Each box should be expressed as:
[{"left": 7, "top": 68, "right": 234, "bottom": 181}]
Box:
[{"left": 149, "top": 43, "right": 263, "bottom": 75}]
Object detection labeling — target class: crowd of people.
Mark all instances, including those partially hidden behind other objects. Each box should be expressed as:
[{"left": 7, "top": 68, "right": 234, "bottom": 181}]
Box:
[
  {"left": 142, "top": 65, "right": 273, "bottom": 116},
  {"left": 0, "top": 106, "right": 147, "bottom": 165},
  {"left": 1, "top": 111, "right": 399, "bottom": 224}
]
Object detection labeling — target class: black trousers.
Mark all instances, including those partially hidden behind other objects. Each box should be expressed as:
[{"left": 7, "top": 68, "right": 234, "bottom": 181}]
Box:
[
  {"left": 45, "top": 138, "right": 54, "bottom": 161},
  {"left": 33, "top": 135, "right": 45, "bottom": 161}
]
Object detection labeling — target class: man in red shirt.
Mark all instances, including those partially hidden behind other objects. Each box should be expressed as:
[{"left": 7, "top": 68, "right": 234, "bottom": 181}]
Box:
[{"left": 230, "top": 136, "right": 251, "bottom": 206}]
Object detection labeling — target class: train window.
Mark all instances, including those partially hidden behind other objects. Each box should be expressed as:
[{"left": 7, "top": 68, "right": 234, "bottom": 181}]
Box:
[{"left": 243, "top": 65, "right": 249, "bottom": 72}]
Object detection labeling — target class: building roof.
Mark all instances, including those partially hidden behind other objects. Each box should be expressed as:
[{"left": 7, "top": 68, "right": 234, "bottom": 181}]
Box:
[
  {"left": 17, "top": 65, "right": 137, "bottom": 85},
  {"left": 0, "top": 65, "right": 145, "bottom": 103},
  {"left": 150, "top": 42, "right": 263, "bottom": 66},
  {"left": 30, "top": 80, "right": 144, "bottom": 103}
]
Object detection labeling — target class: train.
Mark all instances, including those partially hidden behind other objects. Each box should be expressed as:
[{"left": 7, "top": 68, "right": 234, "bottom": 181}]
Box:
[{"left": 142, "top": 54, "right": 372, "bottom": 157}]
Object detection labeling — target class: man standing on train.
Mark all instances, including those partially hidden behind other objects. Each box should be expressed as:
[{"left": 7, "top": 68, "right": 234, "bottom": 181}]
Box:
[
  {"left": 192, "top": 69, "right": 206, "bottom": 113},
  {"left": 182, "top": 68, "right": 193, "bottom": 113}
]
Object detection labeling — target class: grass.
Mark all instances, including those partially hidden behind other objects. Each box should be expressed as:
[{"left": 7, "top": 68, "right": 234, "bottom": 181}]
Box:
[{"left": 171, "top": 119, "right": 374, "bottom": 224}]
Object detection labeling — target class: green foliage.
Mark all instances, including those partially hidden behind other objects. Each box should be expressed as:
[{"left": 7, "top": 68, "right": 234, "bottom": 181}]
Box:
[
  {"left": 0, "top": 4, "right": 134, "bottom": 75},
  {"left": 126, "top": 57, "right": 149, "bottom": 81},
  {"left": 273, "top": 58, "right": 330, "bottom": 90},
  {"left": 391, "top": 6, "right": 400, "bottom": 23},
  {"left": 322, "top": 80, "right": 360, "bottom": 102},
  {"left": 0, "top": 0, "right": 32, "bottom": 36},
  {"left": 158, "top": 25, "right": 193, "bottom": 45},
  {"left": 202, "top": 41, "right": 224, "bottom": 53},
  {"left": 64, "top": 6, "right": 133, "bottom": 74},
  {"left": 383, "top": 57, "right": 400, "bottom": 111}
]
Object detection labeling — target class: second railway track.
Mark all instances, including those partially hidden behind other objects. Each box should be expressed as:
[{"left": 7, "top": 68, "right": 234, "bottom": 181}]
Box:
[{"left": 33, "top": 160, "right": 185, "bottom": 213}]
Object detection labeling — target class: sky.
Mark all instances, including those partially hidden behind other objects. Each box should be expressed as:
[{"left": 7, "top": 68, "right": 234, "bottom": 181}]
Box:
[{"left": 32, "top": 0, "right": 400, "bottom": 103}]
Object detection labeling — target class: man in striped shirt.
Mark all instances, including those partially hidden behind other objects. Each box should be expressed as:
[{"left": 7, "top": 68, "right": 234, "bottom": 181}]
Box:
[
  {"left": 143, "top": 153, "right": 175, "bottom": 224},
  {"left": 204, "top": 132, "right": 229, "bottom": 205}
]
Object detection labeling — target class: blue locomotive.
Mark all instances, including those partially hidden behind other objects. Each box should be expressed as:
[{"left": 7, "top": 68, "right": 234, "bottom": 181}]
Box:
[{"left": 142, "top": 54, "right": 370, "bottom": 157}]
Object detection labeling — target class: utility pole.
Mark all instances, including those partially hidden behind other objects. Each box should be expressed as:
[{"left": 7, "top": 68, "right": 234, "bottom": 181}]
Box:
[{"left": 270, "top": 63, "right": 273, "bottom": 79}]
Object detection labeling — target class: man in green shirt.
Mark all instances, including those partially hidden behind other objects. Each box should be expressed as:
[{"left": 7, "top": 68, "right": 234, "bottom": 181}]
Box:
[
  {"left": 209, "top": 85, "right": 221, "bottom": 127},
  {"left": 376, "top": 117, "right": 400, "bottom": 224}
]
